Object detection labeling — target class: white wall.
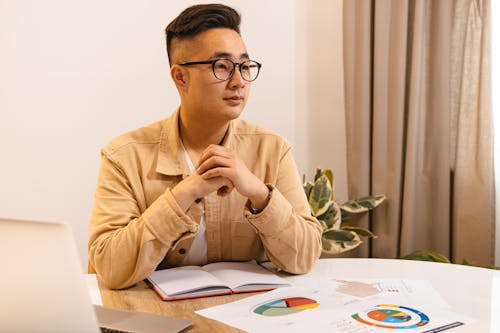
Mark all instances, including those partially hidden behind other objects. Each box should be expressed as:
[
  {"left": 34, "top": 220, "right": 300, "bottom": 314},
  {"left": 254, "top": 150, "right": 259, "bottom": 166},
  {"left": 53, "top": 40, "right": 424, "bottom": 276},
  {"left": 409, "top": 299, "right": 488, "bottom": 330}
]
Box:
[
  {"left": 295, "top": 0, "right": 347, "bottom": 200},
  {"left": 0, "top": 0, "right": 347, "bottom": 268}
]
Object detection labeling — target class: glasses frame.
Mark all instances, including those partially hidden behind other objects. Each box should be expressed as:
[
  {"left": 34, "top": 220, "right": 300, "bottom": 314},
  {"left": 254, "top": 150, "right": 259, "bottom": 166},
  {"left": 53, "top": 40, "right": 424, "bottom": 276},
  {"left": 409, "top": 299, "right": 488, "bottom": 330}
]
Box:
[{"left": 179, "top": 58, "right": 262, "bottom": 82}]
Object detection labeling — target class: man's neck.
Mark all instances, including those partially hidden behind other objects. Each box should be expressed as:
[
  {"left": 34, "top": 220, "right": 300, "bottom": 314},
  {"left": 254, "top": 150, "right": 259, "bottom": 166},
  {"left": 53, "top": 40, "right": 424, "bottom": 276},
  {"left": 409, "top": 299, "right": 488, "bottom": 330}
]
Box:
[{"left": 178, "top": 113, "right": 229, "bottom": 155}]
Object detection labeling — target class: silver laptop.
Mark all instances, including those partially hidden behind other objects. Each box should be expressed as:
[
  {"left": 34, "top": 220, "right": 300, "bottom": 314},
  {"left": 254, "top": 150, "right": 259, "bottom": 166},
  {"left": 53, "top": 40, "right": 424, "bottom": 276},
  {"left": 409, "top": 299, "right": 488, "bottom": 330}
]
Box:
[{"left": 0, "top": 218, "right": 192, "bottom": 333}]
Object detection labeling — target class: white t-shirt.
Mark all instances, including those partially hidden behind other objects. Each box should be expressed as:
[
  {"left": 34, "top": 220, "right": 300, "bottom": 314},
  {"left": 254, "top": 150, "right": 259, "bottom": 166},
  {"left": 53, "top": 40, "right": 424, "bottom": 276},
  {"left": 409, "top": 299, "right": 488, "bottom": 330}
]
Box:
[{"left": 180, "top": 144, "right": 207, "bottom": 266}]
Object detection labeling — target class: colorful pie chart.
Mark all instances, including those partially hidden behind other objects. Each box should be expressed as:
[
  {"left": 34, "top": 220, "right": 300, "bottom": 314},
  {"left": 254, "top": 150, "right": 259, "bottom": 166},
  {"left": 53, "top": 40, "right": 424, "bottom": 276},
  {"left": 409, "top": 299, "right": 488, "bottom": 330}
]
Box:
[
  {"left": 352, "top": 304, "right": 429, "bottom": 329},
  {"left": 253, "top": 297, "right": 320, "bottom": 317}
]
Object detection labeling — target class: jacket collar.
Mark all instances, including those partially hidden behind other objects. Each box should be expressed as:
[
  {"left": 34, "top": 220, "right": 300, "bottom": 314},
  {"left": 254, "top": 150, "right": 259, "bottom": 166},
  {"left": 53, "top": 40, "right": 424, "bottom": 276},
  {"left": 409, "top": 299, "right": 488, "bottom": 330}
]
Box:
[{"left": 156, "top": 107, "right": 234, "bottom": 177}]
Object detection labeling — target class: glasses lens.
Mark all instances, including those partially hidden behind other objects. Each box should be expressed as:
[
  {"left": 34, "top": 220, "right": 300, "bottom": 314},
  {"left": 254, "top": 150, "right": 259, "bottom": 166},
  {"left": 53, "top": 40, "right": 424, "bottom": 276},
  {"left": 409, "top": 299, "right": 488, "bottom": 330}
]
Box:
[
  {"left": 212, "top": 59, "right": 261, "bottom": 81},
  {"left": 213, "top": 59, "right": 234, "bottom": 81},
  {"left": 240, "top": 61, "right": 260, "bottom": 82}
]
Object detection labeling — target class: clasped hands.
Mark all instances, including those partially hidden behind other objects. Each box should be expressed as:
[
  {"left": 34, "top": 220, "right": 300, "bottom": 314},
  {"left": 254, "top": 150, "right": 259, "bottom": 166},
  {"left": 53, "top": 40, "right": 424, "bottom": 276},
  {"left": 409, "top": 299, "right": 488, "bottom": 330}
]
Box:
[{"left": 171, "top": 144, "right": 270, "bottom": 212}]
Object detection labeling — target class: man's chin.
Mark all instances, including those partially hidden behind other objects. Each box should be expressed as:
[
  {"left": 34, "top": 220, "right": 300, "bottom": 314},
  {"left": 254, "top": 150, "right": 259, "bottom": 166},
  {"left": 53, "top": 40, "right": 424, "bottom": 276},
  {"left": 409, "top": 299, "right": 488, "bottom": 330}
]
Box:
[{"left": 222, "top": 105, "right": 245, "bottom": 120}]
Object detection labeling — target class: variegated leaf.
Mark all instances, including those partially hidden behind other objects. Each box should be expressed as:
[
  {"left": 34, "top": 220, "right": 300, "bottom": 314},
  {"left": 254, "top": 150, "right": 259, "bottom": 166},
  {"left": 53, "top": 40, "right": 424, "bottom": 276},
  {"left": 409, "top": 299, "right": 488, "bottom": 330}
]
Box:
[
  {"left": 322, "top": 237, "right": 333, "bottom": 252},
  {"left": 314, "top": 200, "right": 334, "bottom": 217},
  {"left": 341, "top": 226, "right": 377, "bottom": 238},
  {"left": 322, "top": 229, "right": 357, "bottom": 242},
  {"left": 314, "top": 168, "right": 322, "bottom": 182},
  {"left": 341, "top": 195, "right": 386, "bottom": 214},
  {"left": 321, "top": 232, "right": 362, "bottom": 254},
  {"left": 317, "top": 219, "right": 328, "bottom": 231},
  {"left": 357, "top": 195, "right": 386, "bottom": 208},
  {"left": 341, "top": 200, "right": 368, "bottom": 214},
  {"left": 308, "top": 175, "right": 332, "bottom": 216},
  {"left": 331, "top": 201, "right": 342, "bottom": 229},
  {"left": 317, "top": 201, "right": 341, "bottom": 229},
  {"left": 324, "top": 169, "right": 335, "bottom": 201},
  {"left": 341, "top": 210, "right": 351, "bottom": 221},
  {"left": 303, "top": 182, "right": 313, "bottom": 201},
  {"left": 400, "top": 250, "right": 451, "bottom": 263}
]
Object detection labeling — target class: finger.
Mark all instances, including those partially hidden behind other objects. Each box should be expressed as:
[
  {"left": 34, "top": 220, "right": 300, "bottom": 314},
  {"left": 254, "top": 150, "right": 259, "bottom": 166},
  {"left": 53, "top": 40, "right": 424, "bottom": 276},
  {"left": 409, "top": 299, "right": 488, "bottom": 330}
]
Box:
[
  {"left": 217, "top": 182, "right": 234, "bottom": 196},
  {"left": 205, "top": 175, "right": 233, "bottom": 196},
  {"left": 198, "top": 145, "right": 220, "bottom": 166},
  {"left": 198, "top": 145, "right": 233, "bottom": 168},
  {"left": 197, "top": 155, "right": 232, "bottom": 174},
  {"left": 217, "top": 187, "right": 231, "bottom": 196},
  {"left": 201, "top": 167, "right": 234, "bottom": 181}
]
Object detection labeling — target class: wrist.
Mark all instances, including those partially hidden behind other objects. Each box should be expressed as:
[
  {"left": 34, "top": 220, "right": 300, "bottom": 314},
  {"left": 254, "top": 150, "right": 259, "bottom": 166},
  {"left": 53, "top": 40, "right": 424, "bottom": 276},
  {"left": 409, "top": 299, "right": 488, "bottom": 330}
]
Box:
[
  {"left": 248, "top": 186, "right": 272, "bottom": 214},
  {"left": 171, "top": 183, "right": 198, "bottom": 212}
]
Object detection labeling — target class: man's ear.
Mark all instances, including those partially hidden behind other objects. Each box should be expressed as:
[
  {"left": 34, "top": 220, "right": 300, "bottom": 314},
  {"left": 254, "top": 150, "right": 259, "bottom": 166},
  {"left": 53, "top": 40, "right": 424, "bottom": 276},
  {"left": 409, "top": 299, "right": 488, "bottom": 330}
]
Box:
[{"left": 171, "top": 65, "right": 188, "bottom": 89}]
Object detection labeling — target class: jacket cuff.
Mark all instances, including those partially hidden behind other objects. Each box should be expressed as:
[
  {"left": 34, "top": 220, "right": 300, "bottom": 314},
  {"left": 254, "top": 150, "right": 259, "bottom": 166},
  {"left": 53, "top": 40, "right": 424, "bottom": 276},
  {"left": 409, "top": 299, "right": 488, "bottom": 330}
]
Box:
[
  {"left": 143, "top": 189, "right": 198, "bottom": 245},
  {"left": 244, "top": 184, "right": 292, "bottom": 236}
]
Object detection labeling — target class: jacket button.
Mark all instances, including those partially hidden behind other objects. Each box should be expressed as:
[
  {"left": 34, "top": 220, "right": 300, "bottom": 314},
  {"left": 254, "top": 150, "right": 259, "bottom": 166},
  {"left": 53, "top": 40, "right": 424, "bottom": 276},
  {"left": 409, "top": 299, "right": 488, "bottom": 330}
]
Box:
[{"left": 179, "top": 248, "right": 186, "bottom": 254}]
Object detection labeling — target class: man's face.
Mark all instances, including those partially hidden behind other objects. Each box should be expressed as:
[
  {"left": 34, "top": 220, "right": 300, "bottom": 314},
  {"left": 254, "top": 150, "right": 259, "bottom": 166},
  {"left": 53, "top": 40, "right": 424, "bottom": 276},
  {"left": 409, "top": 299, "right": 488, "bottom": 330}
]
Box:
[{"left": 174, "top": 28, "right": 251, "bottom": 123}]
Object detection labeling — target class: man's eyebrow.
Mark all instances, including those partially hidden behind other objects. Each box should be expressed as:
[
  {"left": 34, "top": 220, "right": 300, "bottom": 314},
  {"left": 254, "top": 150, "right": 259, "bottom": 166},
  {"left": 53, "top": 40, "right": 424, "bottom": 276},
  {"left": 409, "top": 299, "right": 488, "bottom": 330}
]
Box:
[{"left": 211, "top": 52, "right": 250, "bottom": 60}]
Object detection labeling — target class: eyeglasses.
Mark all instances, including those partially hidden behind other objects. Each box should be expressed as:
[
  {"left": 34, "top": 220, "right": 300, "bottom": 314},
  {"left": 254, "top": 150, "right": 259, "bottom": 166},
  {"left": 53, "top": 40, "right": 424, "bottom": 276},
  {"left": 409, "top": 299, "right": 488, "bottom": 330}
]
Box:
[{"left": 179, "top": 58, "right": 262, "bottom": 82}]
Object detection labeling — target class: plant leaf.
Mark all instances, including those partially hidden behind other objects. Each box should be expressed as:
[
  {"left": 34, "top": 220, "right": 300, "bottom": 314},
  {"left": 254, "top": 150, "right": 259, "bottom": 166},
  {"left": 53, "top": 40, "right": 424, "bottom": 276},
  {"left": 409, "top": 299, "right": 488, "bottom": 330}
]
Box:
[
  {"left": 330, "top": 201, "right": 342, "bottom": 229},
  {"left": 323, "top": 229, "right": 357, "bottom": 242},
  {"left": 356, "top": 195, "right": 386, "bottom": 209},
  {"left": 341, "top": 200, "right": 369, "bottom": 214},
  {"left": 317, "top": 219, "right": 328, "bottom": 230},
  {"left": 308, "top": 175, "right": 333, "bottom": 216},
  {"left": 341, "top": 210, "right": 352, "bottom": 221},
  {"left": 317, "top": 201, "right": 341, "bottom": 229},
  {"left": 400, "top": 250, "right": 451, "bottom": 263},
  {"left": 315, "top": 200, "right": 334, "bottom": 217},
  {"left": 321, "top": 232, "right": 362, "bottom": 254},
  {"left": 341, "top": 195, "right": 386, "bottom": 214},
  {"left": 341, "top": 226, "right": 377, "bottom": 238},
  {"left": 322, "top": 237, "right": 333, "bottom": 252},
  {"left": 303, "top": 182, "right": 313, "bottom": 201},
  {"left": 314, "top": 168, "right": 322, "bottom": 182},
  {"left": 322, "top": 240, "right": 362, "bottom": 254},
  {"left": 324, "top": 169, "right": 335, "bottom": 200}
]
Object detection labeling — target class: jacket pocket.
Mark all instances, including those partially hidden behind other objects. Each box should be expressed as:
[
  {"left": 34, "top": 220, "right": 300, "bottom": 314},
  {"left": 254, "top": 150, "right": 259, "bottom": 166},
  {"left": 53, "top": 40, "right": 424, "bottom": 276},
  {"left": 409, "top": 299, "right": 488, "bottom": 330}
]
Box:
[{"left": 230, "top": 221, "right": 263, "bottom": 260}]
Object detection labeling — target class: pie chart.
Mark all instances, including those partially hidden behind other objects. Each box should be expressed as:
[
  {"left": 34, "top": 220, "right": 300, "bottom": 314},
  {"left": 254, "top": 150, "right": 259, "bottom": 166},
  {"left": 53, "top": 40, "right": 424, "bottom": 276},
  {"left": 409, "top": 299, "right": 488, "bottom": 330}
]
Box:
[
  {"left": 352, "top": 304, "right": 429, "bottom": 329},
  {"left": 253, "top": 297, "right": 319, "bottom": 317}
]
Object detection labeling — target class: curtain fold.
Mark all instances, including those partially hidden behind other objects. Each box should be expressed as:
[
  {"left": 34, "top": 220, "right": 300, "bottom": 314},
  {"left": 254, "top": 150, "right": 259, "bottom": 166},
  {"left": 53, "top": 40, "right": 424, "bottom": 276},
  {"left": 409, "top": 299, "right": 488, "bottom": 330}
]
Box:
[
  {"left": 451, "top": 0, "right": 495, "bottom": 264},
  {"left": 343, "top": 0, "right": 494, "bottom": 266},
  {"left": 343, "top": 0, "right": 373, "bottom": 258}
]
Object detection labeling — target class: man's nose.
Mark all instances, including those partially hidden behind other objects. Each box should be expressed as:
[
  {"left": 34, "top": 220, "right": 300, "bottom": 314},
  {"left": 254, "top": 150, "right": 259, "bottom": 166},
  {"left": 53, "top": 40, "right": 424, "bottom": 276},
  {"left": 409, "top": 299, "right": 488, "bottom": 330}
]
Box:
[{"left": 228, "top": 65, "right": 246, "bottom": 89}]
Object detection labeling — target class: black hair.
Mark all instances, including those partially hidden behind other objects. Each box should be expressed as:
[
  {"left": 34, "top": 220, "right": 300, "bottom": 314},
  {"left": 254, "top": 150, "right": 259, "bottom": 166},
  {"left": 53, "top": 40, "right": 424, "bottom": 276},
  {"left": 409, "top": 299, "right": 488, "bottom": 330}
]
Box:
[{"left": 165, "top": 3, "right": 241, "bottom": 65}]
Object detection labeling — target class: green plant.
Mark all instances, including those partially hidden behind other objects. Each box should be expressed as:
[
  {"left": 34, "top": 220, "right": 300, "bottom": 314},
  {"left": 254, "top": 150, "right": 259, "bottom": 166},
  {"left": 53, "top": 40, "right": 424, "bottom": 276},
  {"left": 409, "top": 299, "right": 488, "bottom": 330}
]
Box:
[
  {"left": 304, "top": 168, "right": 386, "bottom": 254},
  {"left": 401, "top": 250, "right": 500, "bottom": 270},
  {"left": 400, "top": 250, "right": 451, "bottom": 263}
]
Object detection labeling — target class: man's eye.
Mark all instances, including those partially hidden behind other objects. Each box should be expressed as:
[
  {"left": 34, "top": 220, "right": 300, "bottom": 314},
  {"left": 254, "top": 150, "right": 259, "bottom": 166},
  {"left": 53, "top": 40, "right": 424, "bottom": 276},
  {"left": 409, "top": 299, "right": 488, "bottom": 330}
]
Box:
[{"left": 215, "top": 62, "right": 230, "bottom": 71}]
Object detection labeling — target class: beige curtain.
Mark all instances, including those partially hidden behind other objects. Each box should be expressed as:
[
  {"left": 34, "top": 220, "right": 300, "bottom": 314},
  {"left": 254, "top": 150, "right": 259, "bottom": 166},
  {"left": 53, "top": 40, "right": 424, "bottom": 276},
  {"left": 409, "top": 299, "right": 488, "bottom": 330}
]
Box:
[{"left": 343, "top": 0, "right": 495, "bottom": 266}]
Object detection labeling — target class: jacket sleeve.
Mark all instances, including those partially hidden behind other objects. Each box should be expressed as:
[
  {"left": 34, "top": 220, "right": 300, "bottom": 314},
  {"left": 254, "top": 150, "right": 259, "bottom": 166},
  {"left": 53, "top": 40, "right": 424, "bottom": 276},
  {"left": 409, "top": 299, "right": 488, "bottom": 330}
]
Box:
[
  {"left": 244, "top": 146, "right": 323, "bottom": 274},
  {"left": 88, "top": 153, "right": 197, "bottom": 289}
]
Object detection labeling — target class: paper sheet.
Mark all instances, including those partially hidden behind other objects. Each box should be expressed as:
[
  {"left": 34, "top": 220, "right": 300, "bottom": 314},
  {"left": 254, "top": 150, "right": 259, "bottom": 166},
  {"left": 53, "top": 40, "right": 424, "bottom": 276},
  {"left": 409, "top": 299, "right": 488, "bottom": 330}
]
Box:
[
  {"left": 197, "top": 278, "right": 475, "bottom": 333},
  {"left": 491, "top": 273, "right": 500, "bottom": 332},
  {"left": 85, "top": 273, "right": 103, "bottom": 305}
]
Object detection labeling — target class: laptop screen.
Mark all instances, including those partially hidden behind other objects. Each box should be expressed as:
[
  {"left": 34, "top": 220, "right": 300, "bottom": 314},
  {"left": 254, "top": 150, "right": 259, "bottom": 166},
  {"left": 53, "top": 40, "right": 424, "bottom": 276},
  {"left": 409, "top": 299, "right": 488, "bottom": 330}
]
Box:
[
  {"left": 0, "top": 218, "right": 100, "bottom": 333},
  {"left": 0, "top": 218, "right": 192, "bottom": 333}
]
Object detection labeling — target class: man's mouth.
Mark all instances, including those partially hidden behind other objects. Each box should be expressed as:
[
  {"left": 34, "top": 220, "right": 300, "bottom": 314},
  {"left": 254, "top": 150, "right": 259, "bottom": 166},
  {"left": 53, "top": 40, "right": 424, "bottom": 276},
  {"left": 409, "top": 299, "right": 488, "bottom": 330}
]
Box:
[{"left": 224, "top": 96, "right": 243, "bottom": 101}]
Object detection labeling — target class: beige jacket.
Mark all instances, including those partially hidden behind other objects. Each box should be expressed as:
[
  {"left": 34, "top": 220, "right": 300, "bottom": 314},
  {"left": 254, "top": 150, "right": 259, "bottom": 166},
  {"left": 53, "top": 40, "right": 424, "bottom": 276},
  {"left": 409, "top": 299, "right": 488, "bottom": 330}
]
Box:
[{"left": 88, "top": 109, "right": 322, "bottom": 289}]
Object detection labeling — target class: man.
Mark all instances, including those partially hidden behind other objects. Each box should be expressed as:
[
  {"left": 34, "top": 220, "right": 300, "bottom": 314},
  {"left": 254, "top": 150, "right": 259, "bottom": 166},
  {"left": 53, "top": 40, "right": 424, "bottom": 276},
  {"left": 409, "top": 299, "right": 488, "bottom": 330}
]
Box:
[{"left": 88, "top": 3, "right": 322, "bottom": 289}]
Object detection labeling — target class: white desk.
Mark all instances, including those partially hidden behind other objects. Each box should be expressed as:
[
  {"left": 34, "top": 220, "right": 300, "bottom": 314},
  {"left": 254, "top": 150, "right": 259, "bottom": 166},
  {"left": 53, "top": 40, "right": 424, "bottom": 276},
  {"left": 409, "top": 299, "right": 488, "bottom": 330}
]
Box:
[
  {"left": 298, "top": 258, "right": 500, "bottom": 332},
  {"left": 100, "top": 258, "right": 499, "bottom": 332}
]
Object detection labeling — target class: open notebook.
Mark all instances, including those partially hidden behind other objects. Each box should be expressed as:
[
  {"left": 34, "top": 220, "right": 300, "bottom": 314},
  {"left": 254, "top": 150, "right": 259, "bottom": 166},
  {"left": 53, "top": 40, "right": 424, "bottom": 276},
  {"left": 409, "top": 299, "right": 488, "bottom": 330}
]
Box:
[{"left": 0, "top": 218, "right": 192, "bottom": 333}]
